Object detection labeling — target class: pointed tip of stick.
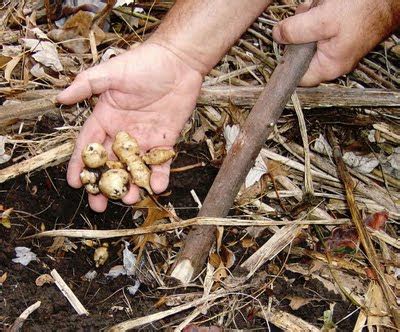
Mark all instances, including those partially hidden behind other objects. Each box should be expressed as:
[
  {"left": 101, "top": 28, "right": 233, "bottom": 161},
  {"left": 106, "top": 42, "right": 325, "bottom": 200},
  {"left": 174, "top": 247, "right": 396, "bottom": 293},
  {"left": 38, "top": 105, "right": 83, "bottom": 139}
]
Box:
[{"left": 170, "top": 259, "right": 194, "bottom": 284}]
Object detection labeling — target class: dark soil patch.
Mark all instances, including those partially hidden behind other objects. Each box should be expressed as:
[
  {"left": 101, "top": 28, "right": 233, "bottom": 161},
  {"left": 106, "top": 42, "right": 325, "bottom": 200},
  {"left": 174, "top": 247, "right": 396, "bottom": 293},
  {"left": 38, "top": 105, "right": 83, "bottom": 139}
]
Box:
[
  {"left": 0, "top": 142, "right": 358, "bottom": 331},
  {"left": 0, "top": 142, "right": 218, "bottom": 331}
]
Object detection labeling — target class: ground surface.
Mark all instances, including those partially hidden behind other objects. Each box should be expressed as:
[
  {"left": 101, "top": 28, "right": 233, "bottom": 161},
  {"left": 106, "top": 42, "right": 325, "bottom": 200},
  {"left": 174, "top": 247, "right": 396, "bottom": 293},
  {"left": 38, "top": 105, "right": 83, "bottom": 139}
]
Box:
[{"left": 0, "top": 131, "right": 358, "bottom": 331}]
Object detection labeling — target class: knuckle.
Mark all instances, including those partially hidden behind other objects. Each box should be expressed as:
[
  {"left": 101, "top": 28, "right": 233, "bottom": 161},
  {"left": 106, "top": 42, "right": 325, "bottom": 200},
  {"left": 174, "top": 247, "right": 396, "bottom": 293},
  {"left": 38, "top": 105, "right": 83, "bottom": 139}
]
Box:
[{"left": 278, "top": 22, "right": 295, "bottom": 43}]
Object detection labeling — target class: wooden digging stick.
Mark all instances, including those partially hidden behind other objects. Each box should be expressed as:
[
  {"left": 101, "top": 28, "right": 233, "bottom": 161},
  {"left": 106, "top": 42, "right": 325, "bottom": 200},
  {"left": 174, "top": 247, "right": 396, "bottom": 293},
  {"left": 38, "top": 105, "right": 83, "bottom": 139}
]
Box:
[{"left": 170, "top": 3, "right": 320, "bottom": 284}]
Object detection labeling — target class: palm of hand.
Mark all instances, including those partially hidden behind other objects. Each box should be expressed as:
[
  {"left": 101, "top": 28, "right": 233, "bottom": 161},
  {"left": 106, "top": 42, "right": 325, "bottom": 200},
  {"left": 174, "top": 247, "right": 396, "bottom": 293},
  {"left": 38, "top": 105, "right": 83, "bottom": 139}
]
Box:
[{"left": 58, "top": 44, "right": 203, "bottom": 212}]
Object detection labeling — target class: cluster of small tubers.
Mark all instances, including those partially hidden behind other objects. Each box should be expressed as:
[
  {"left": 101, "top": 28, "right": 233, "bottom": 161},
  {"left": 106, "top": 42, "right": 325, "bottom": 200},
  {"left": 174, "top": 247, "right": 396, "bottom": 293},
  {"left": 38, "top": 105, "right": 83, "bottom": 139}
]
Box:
[{"left": 79, "top": 131, "right": 175, "bottom": 200}]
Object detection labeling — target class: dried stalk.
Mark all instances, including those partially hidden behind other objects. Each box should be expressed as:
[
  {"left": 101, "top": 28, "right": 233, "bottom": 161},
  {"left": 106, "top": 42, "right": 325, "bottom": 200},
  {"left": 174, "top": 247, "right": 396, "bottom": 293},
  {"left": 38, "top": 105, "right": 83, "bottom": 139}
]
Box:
[
  {"left": 291, "top": 92, "right": 314, "bottom": 197},
  {"left": 108, "top": 291, "right": 226, "bottom": 331},
  {"left": 197, "top": 86, "right": 400, "bottom": 109},
  {"left": 34, "top": 217, "right": 348, "bottom": 239},
  {"left": 0, "top": 141, "right": 74, "bottom": 183},
  {"left": 285, "top": 141, "right": 398, "bottom": 213},
  {"left": 5, "top": 86, "right": 400, "bottom": 130},
  {"left": 9, "top": 301, "right": 41, "bottom": 332},
  {"left": 327, "top": 128, "right": 400, "bottom": 329},
  {"left": 51, "top": 269, "right": 89, "bottom": 316}
]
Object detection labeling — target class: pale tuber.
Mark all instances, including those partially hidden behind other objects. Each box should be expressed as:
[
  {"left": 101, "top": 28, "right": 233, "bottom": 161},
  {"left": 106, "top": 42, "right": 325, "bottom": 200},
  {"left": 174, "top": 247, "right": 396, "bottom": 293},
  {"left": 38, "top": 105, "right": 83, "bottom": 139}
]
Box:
[
  {"left": 105, "top": 160, "right": 124, "bottom": 169},
  {"left": 85, "top": 183, "right": 100, "bottom": 195},
  {"left": 142, "top": 148, "right": 175, "bottom": 165},
  {"left": 82, "top": 143, "right": 107, "bottom": 168},
  {"left": 80, "top": 168, "right": 100, "bottom": 185},
  {"left": 80, "top": 168, "right": 101, "bottom": 195},
  {"left": 94, "top": 243, "right": 109, "bottom": 267},
  {"left": 80, "top": 132, "right": 176, "bottom": 200},
  {"left": 98, "top": 169, "right": 130, "bottom": 200},
  {"left": 112, "top": 131, "right": 153, "bottom": 194}
]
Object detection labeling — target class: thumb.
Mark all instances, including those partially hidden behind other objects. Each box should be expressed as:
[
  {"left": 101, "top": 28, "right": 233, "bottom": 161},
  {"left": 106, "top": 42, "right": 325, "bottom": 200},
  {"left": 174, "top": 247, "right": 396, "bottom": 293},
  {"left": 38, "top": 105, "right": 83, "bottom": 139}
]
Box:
[
  {"left": 272, "top": 5, "right": 338, "bottom": 45},
  {"left": 57, "top": 63, "right": 114, "bottom": 105}
]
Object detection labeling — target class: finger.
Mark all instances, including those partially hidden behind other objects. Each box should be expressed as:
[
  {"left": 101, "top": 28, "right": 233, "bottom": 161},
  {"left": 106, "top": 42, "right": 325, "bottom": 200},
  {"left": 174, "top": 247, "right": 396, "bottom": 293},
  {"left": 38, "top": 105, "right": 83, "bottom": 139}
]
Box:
[
  {"left": 150, "top": 160, "right": 172, "bottom": 194},
  {"left": 88, "top": 193, "right": 108, "bottom": 213},
  {"left": 299, "top": 47, "right": 352, "bottom": 86},
  {"left": 272, "top": 5, "right": 338, "bottom": 45},
  {"left": 102, "top": 136, "right": 117, "bottom": 161},
  {"left": 67, "top": 115, "right": 106, "bottom": 188},
  {"left": 121, "top": 184, "right": 141, "bottom": 205},
  {"left": 295, "top": 1, "right": 311, "bottom": 14},
  {"left": 57, "top": 63, "right": 114, "bottom": 105}
]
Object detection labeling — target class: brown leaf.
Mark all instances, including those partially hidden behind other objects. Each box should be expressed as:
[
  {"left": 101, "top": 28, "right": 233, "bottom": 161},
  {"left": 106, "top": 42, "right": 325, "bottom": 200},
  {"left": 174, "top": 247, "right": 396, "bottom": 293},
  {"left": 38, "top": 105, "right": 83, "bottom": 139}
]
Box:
[
  {"left": 0, "top": 55, "right": 12, "bottom": 68},
  {"left": 220, "top": 245, "right": 235, "bottom": 269},
  {"left": 35, "top": 274, "right": 54, "bottom": 286},
  {"left": 364, "top": 211, "right": 389, "bottom": 231},
  {"left": 209, "top": 252, "right": 221, "bottom": 269},
  {"left": 241, "top": 237, "right": 256, "bottom": 249},
  {"left": 287, "top": 296, "right": 314, "bottom": 310},
  {"left": 0, "top": 208, "right": 12, "bottom": 229},
  {"left": 133, "top": 197, "right": 171, "bottom": 260},
  {"left": 213, "top": 262, "right": 228, "bottom": 282},
  {"left": 48, "top": 236, "right": 65, "bottom": 253},
  {"left": 266, "top": 159, "right": 288, "bottom": 177},
  {"left": 0, "top": 272, "right": 7, "bottom": 285},
  {"left": 4, "top": 56, "right": 21, "bottom": 81}
]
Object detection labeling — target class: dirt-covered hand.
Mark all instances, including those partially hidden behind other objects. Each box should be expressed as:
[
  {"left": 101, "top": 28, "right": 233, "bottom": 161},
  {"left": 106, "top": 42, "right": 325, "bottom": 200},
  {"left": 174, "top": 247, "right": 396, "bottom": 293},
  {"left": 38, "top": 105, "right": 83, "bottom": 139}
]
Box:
[
  {"left": 272, "top": 0, "right": 400, "bottom": 86},
  {"left": 57, "top": 43, "right": 203, "bottom": 212}
]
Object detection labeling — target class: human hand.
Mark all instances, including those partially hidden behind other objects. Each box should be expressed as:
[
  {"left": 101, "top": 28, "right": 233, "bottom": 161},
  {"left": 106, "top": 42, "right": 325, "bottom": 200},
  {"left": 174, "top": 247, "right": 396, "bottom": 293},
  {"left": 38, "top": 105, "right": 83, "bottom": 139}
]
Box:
[
  {"left": 272, "top": 0, "right": 400, "bottom": 86},
  {"left": 57, "top": 43, "right": 203, "bottom": 212}
]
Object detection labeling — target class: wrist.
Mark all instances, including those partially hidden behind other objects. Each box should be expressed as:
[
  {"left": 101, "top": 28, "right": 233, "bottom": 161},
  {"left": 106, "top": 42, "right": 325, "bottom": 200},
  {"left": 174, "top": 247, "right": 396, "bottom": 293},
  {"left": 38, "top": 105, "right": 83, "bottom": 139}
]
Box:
[
  {"left": 147, "top": 33, "right": 212, "bottom": 76},
  {"left": 384, "top": 0, "right": 400, "bottom": 29}
]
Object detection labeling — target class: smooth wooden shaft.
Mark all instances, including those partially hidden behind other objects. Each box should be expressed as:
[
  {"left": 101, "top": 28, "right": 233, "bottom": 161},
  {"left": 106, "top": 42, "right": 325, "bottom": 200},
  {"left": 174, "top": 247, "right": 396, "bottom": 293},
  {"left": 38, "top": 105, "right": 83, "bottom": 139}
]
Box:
[{"left": 171, "top": 42, "right": 317, "bottom": 281}]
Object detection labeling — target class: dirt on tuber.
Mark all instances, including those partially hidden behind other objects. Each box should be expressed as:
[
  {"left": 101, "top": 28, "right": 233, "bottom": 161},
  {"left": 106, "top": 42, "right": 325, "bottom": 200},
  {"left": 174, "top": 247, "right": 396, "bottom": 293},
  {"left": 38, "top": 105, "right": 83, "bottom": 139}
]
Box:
[{"left": 98, "top": 169, "right": 130, "bottom": 200}]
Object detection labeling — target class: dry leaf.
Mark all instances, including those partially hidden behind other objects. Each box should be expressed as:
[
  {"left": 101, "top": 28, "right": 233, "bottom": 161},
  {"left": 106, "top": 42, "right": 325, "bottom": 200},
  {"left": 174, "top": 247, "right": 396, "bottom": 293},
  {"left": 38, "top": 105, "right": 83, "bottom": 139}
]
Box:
[
  {"left": 214, "top": 261, "right": 228, "bottom": 282},
  {"left": 0, "top": 136, "right": 11, "bottom": 165},
  {"left": 35, "top": 274, "right": 54, "bottom": 286},
  {"left": 220, "top": 245, "right": 235, "bottom": 269},
  {"left": 133, "top": 197, "right": 170, "bottom": 260},
  {"left": 223, "top": 124, "right": 240, "bottom": 152},
  {"left": 4, "top": 56, "right": 21, "bottom": 81},
  {"left": 0, "top": 272, "right": 7, "bottom": 285},
  {"left": 105, "top": 265, "right": 126, "bottom": 278},
  {"left": 22, "top": 38, "right": 63, "bottom": 72},
  {"left": 0, "top": 207, "right": 12, "bottom": 229},
  {"left": 241, "top": 237, "right": 256, "bottom": 249},
  {"left": 83, "top": 270, "right": 97, "bottom": 281},
  {"left": 313, "top": 134, "right": 332, "bottom": 156},
  {"left": 48, "top": 236, "right": 66, "bottom": 253},
  {"left": 0, "top": 55, "right": 12, "bottom": 68},
  {"left": 12, "top": 247, "right": 37, "bottom": 266},
  {"left": 115, "top": 0, "right": 136, "bottom": 6},
  {"left": 127, "top": 280, "right": 141, "bottom": 296},
  {"left": 216, "top": 226, "right": 224, "bottom": 252},
  {"left": 123, "top": 241, "right": 137, "bottom": 276},
  {"left": 209, "top": 252, "right": 221, "bottom": 268},
  {"left": 364, "top": 211, "right": 389, "bottom": 231},
  {"left": 287, "top": 296, "right": 315, "bottom": 310},
  {"left": 245, "top": 154, "right": 268, "bottom": 188},
  {"left": 342, "top": 152, "right": 379, "bottom": 174}
]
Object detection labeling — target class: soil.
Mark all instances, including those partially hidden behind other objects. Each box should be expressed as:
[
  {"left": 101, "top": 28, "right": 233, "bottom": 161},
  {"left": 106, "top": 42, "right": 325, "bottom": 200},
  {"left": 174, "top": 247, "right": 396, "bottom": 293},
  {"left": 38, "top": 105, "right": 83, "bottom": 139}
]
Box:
[{"left": 0, "top": 122, "right": 358, "bottom": 331}]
